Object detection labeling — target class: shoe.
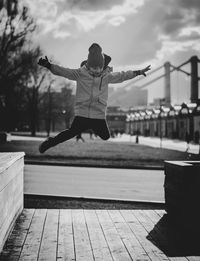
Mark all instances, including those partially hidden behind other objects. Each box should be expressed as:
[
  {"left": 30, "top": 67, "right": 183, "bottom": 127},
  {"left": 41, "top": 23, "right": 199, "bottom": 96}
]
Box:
[{"left": 39, "top": 137, "right": 54, "bottom": 153}]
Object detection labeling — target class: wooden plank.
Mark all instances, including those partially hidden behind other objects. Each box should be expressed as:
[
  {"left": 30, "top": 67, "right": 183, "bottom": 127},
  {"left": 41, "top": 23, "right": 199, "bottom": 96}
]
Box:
[
  {"left": 0, "top": 170, "right": 23, "bottom": 255},
  {"left": 186, "top": 256, "right": 200, "bottom": 261},
  {"left": 155, "top": 209, "right": 167, "bottom": 217},
  {"left": 38, "top": 209, "right": 59, "bottom": 261},
  {"left": 120, "top": 210, "right": 169, "bottom": 261},
  {"left": 0, "top": 209, "right": 34, "bottom": 261},
  {"left": 19, "top": 209, "right": 47, "bottom": 261},
  {"left": 108, "top": 209, "right": 151, "bottom": 261},
  {"left": 0, "top": 152, "right": 24, "bottom": 175},
  {"left": 0, "top": 157, "right": 23, "bottom": 192},
  {"left": 72, "top": 209, "right": 94, "bottom": 261},
  {"left": 57, "top": 209, "right": 75, "bottom": 261},
  {"left": 0, "top": 170, "right": 23, "bottom": 230},
  {"left": 136, "top": 210, "right": 168, "bottom": 247},
  {"left": 84, "top": 210, "right": 113, "bottom": 261},
  {"left": 96, "top": 210, "right": 132, "bottom": 261},
  {"left": 133, "top": 210, "right": 171, "bottom": 261}
]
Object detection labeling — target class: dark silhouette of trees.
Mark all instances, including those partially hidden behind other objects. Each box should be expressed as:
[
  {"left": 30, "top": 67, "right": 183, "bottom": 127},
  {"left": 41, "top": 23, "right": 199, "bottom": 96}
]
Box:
[
  {"left": 0, "top": 0, "right": 38, "bottom": 131},
  {"left": 0, "top": 0, "right": 73, "bottom": 136},
  {"left": 61, "top": 85, "right": 75, "bottom": 129},
  {"left": 24, "top": 47, "right": 54, "bottom": 136},
  {"left": 39, "top": 83, "right": 75, "bottom": 136}
]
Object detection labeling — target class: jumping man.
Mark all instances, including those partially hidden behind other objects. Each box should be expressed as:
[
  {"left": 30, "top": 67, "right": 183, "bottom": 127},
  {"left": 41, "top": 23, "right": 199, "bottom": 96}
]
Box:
[{"left": 38, "top": 43, "right": 151, "bottom": 153}]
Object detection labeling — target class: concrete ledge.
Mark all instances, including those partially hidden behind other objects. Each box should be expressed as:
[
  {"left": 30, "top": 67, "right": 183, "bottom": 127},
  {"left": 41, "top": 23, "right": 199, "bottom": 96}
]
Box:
[
  {"left": 164, "top": 160, "right": 200, "bottom": 230},
  {"left": 0, "top": 152, "right": 25, "bottom": 252}
]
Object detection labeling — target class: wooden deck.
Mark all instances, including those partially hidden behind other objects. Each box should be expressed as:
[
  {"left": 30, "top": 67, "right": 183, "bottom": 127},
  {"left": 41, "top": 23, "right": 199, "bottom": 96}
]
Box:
[{"left": 1, "top": 209, "right": 200, "bottom": 261}]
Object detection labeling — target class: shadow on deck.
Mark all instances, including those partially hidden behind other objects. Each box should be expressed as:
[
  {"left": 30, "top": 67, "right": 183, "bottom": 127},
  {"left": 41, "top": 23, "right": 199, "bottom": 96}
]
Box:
[{"left": 148, "top": 214, "right": 200, "bottom": 258}]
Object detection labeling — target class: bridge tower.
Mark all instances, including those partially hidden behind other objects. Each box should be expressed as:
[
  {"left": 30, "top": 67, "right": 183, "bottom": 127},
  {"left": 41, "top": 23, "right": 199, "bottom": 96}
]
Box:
[
  {"left": 190, "top": 56, "right": 199, "bottom": 103},
  {"left": 164, "top": 62, "right": 171, "bottom": 106}
]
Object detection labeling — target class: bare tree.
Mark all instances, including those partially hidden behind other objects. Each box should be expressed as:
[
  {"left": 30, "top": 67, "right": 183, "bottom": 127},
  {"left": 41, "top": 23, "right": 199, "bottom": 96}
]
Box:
[
  {"left": 39, "top": 82, "right": 75, "bottom": 135},
  {"left": 25, "top": 48, "right": 54, "bottom": 136},
  {"left": 61, "top": 85, "right": 75, "bottom": 129},
  {"left": 0, "top": 0, "right": 37, "bottom": 131}
]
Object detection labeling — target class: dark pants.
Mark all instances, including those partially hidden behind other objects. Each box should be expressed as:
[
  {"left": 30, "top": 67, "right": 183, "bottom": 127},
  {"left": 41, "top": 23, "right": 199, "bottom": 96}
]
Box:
[{"left": 51, "top": 116, "right": 110, "bottom": 146}]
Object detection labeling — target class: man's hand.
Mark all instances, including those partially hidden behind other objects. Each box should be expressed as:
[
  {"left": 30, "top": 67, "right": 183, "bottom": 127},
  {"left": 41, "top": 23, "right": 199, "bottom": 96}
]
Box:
[
  {"left": 141, "top": 65, "right": 151, "bottom": 76},
  {"left": 38, "top": 56, "right": 51, "bottom": 69}
]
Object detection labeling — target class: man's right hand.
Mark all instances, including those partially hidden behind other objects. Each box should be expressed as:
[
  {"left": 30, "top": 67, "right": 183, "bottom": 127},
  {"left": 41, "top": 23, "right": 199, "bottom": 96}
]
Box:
[{"left": 38, "top": 56, "right": 51, "bottom": 69}]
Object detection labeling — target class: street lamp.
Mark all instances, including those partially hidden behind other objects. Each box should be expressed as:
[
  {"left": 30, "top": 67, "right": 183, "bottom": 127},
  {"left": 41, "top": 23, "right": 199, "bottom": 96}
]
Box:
[
  {"left": 62, "top": 109, "right": 66, "bottom": 115},
  {"left": 46, "top": 80, "right": 55, "bottom": 137},
  {"left": 159, "top": 98, "right": 166, "bottom": 148},
  {"left": 61, "top": 109, "right": 66, "bottom": 129}
]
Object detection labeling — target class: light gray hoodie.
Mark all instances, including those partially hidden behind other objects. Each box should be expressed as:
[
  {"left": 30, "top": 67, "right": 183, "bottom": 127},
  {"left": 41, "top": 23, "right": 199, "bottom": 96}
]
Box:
[{"left": 50, "top": 64, "right": 140, "bottom": 119}]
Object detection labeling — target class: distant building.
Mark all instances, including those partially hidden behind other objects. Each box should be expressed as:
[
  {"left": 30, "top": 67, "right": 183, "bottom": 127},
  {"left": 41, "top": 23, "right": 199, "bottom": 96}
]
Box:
[
  {"left": 108, "top": 86, "right": 147, "bottom": 108},
  {"left": 125, "top": 101, "right": 200, "bottom": 143},
  {"left": 130, "top": 87, "right": 148, "bottom": 107},
  {"left": 150, "top": 98, "right": 166, "bottom": 107}
]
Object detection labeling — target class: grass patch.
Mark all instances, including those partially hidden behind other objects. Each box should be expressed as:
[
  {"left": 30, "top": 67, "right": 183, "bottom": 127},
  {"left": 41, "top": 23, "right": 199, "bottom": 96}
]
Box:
[{"left": 0, "top": 135, "right": 195, "bottom": 168}]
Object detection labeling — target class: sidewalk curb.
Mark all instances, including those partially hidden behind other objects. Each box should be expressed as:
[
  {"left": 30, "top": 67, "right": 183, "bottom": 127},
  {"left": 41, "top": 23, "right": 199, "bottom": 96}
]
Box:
[
  {"left": 24, "top": 160, "right": 164, "bottom": 170},
  {"left": 24, "top": 193, "right": 165, "bottom": 209}
]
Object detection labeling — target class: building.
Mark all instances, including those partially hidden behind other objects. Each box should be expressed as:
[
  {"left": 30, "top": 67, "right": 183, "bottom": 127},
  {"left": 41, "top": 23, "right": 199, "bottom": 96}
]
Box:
[
  {"left": 108, "top": 86, "right": 148, "bottom": 108},
  {"left": 125, "top": 101, "right": 200, "bottom": 143}
]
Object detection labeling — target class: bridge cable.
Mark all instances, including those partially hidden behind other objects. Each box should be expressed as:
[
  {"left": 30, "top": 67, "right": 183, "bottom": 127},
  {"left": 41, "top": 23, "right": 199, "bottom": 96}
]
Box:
[
  {"left": 170, "top": 64, "right": 190, "bottom": 76},
  {"left": 123, "top": 58, "right": 192, "bottom": 89},
  {"left": 139, "top": 61, "right": 191, "bottom": 89}
]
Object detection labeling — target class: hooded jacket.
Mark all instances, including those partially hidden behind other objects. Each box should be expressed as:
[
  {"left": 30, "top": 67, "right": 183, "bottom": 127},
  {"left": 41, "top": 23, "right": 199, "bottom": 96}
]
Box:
[{"left": 50, "top": 63, "right": 141, "bottom": 119}]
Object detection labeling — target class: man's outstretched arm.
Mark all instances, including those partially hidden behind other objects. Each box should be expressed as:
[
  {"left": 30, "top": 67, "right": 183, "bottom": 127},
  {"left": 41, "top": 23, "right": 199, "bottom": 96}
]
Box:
[
  {"left": 38, "top": 56, "right": 80, "bottom": 81},
  {"left": 108, "top": 65, "right": 151, "bottom": 84}
]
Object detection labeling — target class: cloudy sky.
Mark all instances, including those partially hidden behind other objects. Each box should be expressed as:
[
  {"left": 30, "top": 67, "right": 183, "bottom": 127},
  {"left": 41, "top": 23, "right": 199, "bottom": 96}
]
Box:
[{"left": 24, "top": 0, "right": 200, "bottom": 104}]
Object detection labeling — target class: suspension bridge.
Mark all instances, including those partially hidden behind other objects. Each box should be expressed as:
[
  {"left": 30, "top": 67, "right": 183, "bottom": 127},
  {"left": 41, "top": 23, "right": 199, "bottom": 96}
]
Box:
[{"left": 124, "top": 55, "right": 200, "bottom": 105}]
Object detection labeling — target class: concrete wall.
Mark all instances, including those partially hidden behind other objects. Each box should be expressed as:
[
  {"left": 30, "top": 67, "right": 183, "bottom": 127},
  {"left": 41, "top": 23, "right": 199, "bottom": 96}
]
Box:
[
  {"left": 164, "top": 160, "right": 200, "bottom": 231},
  {"left": 0, "top": 152, "right": 25, "bottom": 252}
]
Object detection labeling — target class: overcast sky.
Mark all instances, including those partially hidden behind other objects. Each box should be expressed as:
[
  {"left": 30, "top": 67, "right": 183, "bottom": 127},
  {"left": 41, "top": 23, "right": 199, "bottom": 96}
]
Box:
[{"left": 24, "top": 0, "right": 200, "bottom": 104}]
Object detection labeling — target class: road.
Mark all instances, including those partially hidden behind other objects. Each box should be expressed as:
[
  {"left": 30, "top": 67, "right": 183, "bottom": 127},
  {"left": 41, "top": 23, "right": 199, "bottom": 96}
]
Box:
[{"left": 24, "top": 165, "right": 165, "bottom": 202}]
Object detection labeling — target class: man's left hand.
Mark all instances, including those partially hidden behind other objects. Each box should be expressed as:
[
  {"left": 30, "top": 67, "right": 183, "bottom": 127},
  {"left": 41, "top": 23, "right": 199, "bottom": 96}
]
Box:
[{"left": 141, "top": 65, "right": 151, "bottom": 76}]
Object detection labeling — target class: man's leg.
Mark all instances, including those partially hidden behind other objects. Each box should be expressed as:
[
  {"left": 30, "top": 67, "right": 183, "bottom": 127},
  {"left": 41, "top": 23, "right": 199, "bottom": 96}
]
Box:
[
  {"left": 91, "top": 119, "right": 110, "bottom": 140},
  {"left": 39, "top": 117, "right": 89, "bottom": 153}
]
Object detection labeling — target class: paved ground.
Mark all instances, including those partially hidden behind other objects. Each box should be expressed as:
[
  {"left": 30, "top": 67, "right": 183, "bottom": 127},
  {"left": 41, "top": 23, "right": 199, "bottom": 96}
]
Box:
[
  {"left": 110, "top": 134, "right": 200, "bottom": 154},
  {"left": 24, "top": 165, "right": 165, "bottom": 202},
  {"left": 10, "top": 134, "right": 44, "bottom": 141}
]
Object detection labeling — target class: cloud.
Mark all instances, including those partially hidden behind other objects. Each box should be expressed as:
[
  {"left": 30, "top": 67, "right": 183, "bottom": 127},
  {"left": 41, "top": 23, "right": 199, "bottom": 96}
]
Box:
[
  {"left": 23, "top": 0, "right": 145, "bottom": 38},
  {"left": 24, "top": 0, "right": 200, "bottom": 74},
  {"left": 108, "top": 16, "right": 125, "bottom": 26},
  {"left": 177, "top": 0, "right": 200, "bottom": 10},
  {"left": 155, "top": 40, "right": 194, "bottom": 62},
  {"left": 117, "top": 0, "right": 200, "bottom": 65},
  {"left": 65, "top": 0, "right": 125, "bottom": 11},
  {"left": 24, "top": 0, "right": 58, "bottom": 19},
  {"left": 155, "top": 0, "right": 200, "bottom": 39},
  {"left": 151, "top": 0, "right": 200, "bottom": 68},
  {"left": 53, "top": 30, "right": 71, "bottom": 39}
]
